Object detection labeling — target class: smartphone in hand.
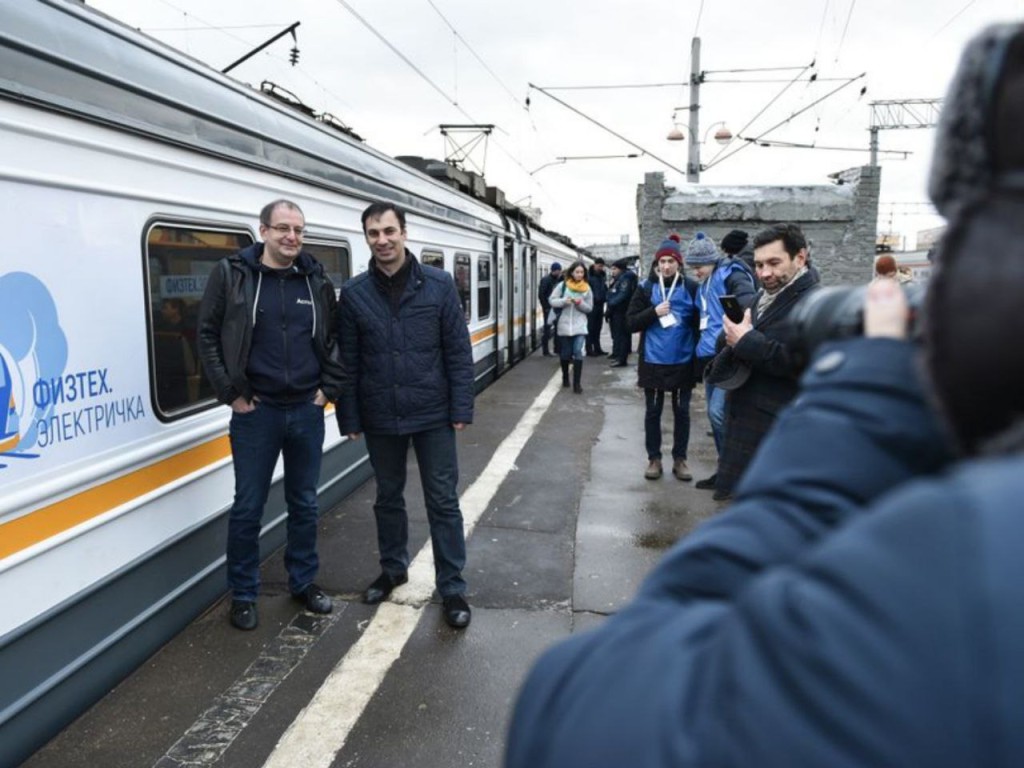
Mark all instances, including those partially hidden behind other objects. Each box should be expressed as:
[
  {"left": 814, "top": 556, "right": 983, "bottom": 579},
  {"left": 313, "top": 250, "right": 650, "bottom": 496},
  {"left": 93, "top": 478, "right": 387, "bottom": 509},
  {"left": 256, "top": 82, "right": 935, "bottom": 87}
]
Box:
[{"left": 719, "top": 294, "right": 745, "bottom": 323}]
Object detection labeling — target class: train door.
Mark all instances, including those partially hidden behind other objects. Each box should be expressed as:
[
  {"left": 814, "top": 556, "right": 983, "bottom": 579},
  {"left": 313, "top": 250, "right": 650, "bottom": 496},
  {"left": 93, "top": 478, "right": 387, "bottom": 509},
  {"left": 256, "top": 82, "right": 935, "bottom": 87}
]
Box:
[
  {"left": 528, "top": 246, "right": 538, "bottom": 350},
  {"left": 504, "top": 233, "right": 515, "bottom": 371},
  {"left": 489, "top": 235, "right": 500, "bottom": 373}
]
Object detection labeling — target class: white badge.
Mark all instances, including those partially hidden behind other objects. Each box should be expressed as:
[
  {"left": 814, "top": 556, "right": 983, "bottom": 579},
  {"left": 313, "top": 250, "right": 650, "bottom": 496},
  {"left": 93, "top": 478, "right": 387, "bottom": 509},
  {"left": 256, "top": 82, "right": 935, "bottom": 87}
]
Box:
[
  {"left": 659, "top": 313, "right": 678, "bottom": 328},
  {"left": 699, "top": 315, "right": 708, "bottom": 330}
]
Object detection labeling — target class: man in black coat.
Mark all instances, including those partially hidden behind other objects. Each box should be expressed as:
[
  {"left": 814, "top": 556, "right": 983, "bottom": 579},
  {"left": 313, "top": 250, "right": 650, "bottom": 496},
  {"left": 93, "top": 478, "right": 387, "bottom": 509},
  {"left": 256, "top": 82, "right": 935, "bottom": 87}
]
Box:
[
  {"left": 336, "top": 202, "right": 475, "bottom": 629},
  {"left": 585, "top": 258, "right": 608, "bottom": 356},
  {"left": 198, "top": 198, "right": 342, "bottom": 630},
  {"left": 537, "top": 262, "right": 562, "bottom": 356},
  {"left": 605, "top": 258, "right": 637, "bottom": 367},
  {"left": 708, "top": 223, "right": 820, "bottom": 500}
]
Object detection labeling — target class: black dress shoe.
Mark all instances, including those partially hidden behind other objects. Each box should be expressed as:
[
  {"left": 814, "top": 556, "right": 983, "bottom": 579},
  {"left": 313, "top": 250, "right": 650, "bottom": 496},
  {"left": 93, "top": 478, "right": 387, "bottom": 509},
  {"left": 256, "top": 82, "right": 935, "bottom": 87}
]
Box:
[
  {"left": 294, "top": 583, "right": 333, "bottom": 614},
  {"left": 609, "top": 360, "right": 628, "bottom": 368},
  {"left": 364, "top": 571, "right": 408, "bottom": 605},
  {"left": 712, "top": 489, "right": 734, "bottom": 502},
  {"left": 695, "top": 473, "right": 718, "bottom": 489},
  {"left": 442, "top": 595, "right": 471, "bottom": 629},
  {"left": 229, "top": 600, "right": 258, "bottom": 631}
]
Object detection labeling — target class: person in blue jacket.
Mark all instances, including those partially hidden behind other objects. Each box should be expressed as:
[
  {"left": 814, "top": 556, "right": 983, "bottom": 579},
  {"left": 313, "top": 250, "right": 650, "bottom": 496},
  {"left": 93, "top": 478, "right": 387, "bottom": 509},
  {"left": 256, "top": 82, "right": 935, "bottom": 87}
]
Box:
[
  {"left": 336, "top": 201, "right": 475, "bottom": 629},
  {"left": 685, "top": 232, "right": 756, "bottom": 490},
  {"left": 506, "top": 21, "right": 1024, "bottom": 767},
  {"left": 626, "top": 235, "right": 699, "bottom": 481}
]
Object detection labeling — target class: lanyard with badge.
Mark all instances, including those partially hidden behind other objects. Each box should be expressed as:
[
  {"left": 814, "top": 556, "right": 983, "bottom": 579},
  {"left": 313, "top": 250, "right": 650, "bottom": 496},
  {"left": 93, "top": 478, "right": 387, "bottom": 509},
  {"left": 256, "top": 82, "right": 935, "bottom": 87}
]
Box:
[
  {"left": 658, "top": 270, "right": 679, "bottom": 328},
  {"left": 698, "top": 280, "right": 709, "bottom": 331}
]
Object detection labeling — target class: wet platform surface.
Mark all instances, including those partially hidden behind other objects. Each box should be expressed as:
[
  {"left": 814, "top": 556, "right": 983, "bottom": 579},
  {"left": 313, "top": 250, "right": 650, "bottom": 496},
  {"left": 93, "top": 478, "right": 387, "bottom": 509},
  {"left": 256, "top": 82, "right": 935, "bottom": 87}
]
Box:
[{"left": 23, "top": 345, "right": 725, "bottom": 768}]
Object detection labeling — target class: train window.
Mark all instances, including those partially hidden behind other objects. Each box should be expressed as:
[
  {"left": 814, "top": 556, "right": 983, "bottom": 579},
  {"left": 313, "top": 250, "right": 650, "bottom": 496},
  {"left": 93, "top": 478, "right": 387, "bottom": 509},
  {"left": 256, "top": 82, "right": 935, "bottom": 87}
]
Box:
[
  {"left": 145, "top": 224, "right": 254, "bottom": 419},
  {"left": 477, "top": 257, "right": 492, "bottom": 320},
  {"left": 454, "top": 253, "right": 472, "bottom": 322},
  {"left": 421, "top": 250, "right": 445, "bottom": 269},
  {"left": 304, "top": 241, "right": 351, "bottom": 293}
]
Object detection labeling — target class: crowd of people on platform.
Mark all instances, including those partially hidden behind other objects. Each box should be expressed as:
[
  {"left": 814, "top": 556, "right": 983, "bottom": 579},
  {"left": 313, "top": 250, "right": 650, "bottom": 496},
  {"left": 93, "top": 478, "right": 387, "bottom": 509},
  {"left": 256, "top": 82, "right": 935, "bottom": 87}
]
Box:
[
  {"left": 537, "top": 222, "right": 843, "bottom": 503},
  {"left": 511, "top": 20, "right": 1024, "bottom": 766}
]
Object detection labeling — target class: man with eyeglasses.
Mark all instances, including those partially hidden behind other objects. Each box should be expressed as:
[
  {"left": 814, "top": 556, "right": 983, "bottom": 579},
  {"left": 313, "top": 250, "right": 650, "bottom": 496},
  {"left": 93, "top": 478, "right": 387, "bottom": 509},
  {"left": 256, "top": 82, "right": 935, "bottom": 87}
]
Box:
[{"left": 198, "top": 198, "right": 344, "bottom": 630}]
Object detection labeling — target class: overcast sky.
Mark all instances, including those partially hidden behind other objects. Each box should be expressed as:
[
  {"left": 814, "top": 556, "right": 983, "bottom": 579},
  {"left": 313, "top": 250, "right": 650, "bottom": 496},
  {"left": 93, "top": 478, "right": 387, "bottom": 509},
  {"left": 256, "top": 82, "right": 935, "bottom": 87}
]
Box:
[{"left": 86, "top": 0, "right": 1023, "bottom": 249}]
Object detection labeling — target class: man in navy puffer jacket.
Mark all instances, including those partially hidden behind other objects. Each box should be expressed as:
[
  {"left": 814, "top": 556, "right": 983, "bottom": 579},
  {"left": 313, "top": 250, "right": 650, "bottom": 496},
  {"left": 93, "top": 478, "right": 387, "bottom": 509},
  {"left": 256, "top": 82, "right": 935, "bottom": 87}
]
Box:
[
  {"left": 337, "top": 202, "right": 474, "bottom": 629},
  {"left": 507, "top": 21, "right": 1024, "bottom": 767}
]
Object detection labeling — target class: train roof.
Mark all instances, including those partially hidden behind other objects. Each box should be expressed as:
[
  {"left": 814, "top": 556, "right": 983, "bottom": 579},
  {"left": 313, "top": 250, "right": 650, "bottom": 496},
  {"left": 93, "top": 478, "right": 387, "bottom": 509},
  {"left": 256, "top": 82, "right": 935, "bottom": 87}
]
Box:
[{"left": 0, "top": 0, "right": 508, "bottom": 233}]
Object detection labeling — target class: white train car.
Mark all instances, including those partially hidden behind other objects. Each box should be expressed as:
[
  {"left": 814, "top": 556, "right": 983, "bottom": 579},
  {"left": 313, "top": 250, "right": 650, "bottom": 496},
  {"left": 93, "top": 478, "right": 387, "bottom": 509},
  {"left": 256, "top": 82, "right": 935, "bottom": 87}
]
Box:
[{"left": 0, "top": 1, "right": 581, "bottom": 763}]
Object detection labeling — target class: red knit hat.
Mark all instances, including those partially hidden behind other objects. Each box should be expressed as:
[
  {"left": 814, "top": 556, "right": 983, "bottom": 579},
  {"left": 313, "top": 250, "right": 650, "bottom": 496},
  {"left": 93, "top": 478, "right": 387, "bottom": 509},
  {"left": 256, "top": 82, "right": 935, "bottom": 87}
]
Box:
[{"left": 655, "top": 233, "right": 683, "bottom": 264}]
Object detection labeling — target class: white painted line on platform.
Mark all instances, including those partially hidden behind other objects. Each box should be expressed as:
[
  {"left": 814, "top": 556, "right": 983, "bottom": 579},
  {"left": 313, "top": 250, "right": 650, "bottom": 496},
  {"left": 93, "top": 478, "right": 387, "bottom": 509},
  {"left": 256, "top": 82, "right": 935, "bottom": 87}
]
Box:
[{"left": 262, "top": 371, "right": 565, "bottom": 768}]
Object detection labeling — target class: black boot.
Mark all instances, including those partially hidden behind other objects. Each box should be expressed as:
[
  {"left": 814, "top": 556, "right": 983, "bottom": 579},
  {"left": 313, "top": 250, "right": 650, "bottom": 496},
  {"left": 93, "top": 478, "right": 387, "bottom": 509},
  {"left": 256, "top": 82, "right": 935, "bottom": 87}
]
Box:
[
  {"left": 561, "top": 360, "right": 570, "bottom": 387},
  {"left": 572, "top": 360, "right": 583, "bottom": 394}
]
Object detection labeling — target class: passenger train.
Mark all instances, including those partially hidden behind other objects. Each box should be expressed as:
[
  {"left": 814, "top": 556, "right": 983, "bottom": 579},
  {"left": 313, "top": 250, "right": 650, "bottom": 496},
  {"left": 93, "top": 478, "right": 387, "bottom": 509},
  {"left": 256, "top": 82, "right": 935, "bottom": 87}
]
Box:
[{"left": 0, "top": 1, "right": 584, "bottom": 762}]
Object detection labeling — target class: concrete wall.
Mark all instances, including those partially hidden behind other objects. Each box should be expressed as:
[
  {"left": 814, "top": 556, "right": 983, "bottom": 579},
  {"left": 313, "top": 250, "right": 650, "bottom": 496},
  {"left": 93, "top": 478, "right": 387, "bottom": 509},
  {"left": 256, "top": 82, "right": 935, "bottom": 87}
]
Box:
[{"left": 636, "top": 166, "right": 881, "bottom": 286}]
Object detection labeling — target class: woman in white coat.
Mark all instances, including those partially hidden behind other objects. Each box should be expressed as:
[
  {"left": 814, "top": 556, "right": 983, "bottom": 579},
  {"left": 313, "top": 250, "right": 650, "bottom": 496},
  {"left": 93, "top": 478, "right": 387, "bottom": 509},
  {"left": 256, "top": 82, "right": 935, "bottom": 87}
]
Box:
[{"left": 549, "top": 260, "right": 593, "bottom": 394}]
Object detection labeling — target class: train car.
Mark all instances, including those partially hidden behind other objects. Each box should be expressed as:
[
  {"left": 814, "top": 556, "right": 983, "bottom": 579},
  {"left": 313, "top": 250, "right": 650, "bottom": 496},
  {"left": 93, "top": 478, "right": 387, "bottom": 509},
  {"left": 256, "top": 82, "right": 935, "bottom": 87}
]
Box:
[{"left": 0, "top": 1, "right": 581, "bottom": 763}]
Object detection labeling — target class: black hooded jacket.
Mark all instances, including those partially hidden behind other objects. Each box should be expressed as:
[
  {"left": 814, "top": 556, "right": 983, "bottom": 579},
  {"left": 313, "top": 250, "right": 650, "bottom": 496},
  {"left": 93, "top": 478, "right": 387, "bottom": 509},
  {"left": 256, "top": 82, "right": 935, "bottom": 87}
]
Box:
[{"left": 198, "top": 243, "right": 344, "bottom": 405}]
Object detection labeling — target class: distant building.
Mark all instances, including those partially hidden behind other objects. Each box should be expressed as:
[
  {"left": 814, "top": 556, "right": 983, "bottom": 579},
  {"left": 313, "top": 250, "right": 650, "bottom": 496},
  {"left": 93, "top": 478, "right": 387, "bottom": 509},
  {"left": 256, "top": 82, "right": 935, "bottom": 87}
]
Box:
[
  {"left": 583, "top": 241, "right": 637, "bottom": 266},
  {"left": 916, "top": 225, "right": 946, "bottom": 250}
]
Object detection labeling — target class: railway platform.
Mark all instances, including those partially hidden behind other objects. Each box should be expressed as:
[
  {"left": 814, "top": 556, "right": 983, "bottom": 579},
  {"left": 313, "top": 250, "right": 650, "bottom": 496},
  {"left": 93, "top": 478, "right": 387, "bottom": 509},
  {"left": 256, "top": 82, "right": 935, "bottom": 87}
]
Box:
[{"left": 22, "top": 345, "right": 726, "bottom": 768}]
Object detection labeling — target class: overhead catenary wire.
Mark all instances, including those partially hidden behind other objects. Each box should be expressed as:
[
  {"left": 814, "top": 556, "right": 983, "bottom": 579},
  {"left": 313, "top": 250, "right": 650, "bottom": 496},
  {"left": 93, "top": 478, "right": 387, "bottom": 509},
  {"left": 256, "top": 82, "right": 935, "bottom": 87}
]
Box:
[
  {"left": 330, "top": 0, "right": 539, "bottom": 179},
  {"left": 528, "top": 83, "right": 688, "bottom": 176},
  {"left": 702, "top": 63, "right": 814, "bottom": 169},
  {"left": 424, "top": 0, "right": 526, "bottom": 111},
  {"left": 702, "top": 72, "right": 866, "bottom": 172},
  {"left": 931, "top": 0, "right": 979, "bottom": 38}
]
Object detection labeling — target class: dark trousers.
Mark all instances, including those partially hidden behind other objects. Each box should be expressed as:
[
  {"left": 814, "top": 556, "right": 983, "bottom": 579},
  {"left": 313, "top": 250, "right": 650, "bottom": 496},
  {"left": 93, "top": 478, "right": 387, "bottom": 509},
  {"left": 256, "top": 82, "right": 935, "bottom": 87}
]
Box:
[
  {"left": 364, "top": 426, "right": 467, "bottom": 597},
  {"left": 586, "top": 301, "right": 606, "bottom": 354},
  {"left": 644, "top": 388, "right": 692, "bottom": 461},
  {"left": 609, "top": 312, "right": 629, "bottom": 362},
  {"left": 227, "top": 400, "right": 325, "bottom": 602},
  {"left": 541, "top": 316, "right": 561, "bottom": 354}
]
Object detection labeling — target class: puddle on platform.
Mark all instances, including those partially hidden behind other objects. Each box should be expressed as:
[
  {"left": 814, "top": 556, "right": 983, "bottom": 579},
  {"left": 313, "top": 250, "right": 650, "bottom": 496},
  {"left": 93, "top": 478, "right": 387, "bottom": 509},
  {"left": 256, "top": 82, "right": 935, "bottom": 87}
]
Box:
[{"left": 632, "top": 531, "right": 680, "bottom": 550}]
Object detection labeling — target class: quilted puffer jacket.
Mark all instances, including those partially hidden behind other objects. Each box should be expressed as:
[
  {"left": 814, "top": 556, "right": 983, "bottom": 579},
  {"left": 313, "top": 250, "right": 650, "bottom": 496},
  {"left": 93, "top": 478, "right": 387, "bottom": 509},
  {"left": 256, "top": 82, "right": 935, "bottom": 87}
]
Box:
[{"left": 335, "top": 252, "right": 474, "bottom": 435}]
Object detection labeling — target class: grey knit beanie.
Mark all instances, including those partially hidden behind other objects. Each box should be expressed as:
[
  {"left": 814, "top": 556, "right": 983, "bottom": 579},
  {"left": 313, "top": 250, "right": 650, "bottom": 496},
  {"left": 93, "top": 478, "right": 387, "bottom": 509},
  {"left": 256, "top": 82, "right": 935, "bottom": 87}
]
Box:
[{"left": 685, "top": 232, "right": 720, "bottom": 266}]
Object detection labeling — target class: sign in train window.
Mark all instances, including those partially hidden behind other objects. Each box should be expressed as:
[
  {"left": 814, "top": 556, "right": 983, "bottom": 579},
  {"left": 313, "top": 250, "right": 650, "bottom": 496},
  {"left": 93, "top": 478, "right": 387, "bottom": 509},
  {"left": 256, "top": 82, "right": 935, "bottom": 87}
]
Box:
[
  {"left": 454, "top": 253, "right": 472, "bottom": 323},
  {"left": 303, "top": 241, "right": 352, "bottom": 296},
  {"left": 477, "top": 256, "right": 492, "bottom": 321}
]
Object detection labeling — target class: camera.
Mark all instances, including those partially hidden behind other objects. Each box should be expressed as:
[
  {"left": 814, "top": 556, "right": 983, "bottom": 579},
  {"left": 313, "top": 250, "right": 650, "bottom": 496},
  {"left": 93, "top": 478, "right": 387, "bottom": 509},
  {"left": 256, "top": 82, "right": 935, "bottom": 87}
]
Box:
[{"left": 786, "top": 282, "right": 927, "bottom": 371}]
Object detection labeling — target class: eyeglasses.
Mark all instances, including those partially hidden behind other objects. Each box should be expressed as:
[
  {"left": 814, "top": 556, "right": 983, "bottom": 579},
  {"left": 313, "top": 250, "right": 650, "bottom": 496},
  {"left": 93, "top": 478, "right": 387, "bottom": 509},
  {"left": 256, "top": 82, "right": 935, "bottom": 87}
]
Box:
[{"left": 267, "top": 224, "right": 305, "bottom": 236}]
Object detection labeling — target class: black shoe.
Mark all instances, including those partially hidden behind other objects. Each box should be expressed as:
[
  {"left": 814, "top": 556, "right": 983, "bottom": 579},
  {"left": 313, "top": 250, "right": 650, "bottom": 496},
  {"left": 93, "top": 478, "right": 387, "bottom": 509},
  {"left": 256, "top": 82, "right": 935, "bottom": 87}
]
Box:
[
  {"left": 229, "top": 600, "right": 258, "bottom": 631},
  {"left": 609, "top": 360, "right": 628, "bottom": 368},
  {"left": 294, "top": 583, "right": 333, "bottom": 614},
  {"left": 364, "top": 571, "right": 408, "bottom": 605},
  {"left": 442, "top": 595, "right": 471, "bottom": 629},
  {"left": 695, "top": 473, "right": 718, "bottom": 489},
  {"left": 712, "top": 489, "right": 733, "bottom": 502}
]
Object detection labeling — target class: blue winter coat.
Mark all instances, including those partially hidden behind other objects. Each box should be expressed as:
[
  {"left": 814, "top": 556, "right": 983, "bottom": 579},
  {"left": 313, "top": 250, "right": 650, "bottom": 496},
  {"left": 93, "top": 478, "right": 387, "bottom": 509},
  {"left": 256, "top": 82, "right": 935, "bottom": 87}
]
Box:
[
  {"left": 504, "top": 336, "right": 1024, "bottom": 768},
  {"left": 335, "top": 253, "right": 474, "bottom": 435}
]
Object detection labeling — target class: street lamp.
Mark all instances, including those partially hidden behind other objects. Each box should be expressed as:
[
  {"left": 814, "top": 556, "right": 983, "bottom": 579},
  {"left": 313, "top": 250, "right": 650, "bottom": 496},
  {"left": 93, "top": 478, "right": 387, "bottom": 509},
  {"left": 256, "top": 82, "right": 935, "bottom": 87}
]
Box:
[{"left": 666, "top": 118, "right": 733, "bottom": 182}]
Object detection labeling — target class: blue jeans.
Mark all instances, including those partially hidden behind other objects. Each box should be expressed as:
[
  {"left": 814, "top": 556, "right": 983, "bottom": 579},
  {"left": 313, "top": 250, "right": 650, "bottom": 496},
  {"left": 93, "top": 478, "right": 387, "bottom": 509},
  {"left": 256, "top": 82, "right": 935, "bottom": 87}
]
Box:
[
  {"left": 705, "top": 379, "right": 727, "bottom": 454},
  {"left": 364, "top": 426, "right": 467, "bottom": 597},
  {"left": 558, "top": 334, "right": 586, "bottom": 362},
  {"left": 227, "top": 400, "right": 325, "bottom": 602},
  {"left": 644, "top": 388, "right": 692, "bottom": 461}
]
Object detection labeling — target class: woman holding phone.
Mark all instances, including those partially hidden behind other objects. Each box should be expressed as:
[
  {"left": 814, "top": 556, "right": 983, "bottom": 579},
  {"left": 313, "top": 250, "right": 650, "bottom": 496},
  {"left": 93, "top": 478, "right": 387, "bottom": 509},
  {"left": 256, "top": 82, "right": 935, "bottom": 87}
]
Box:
[{"left": 548, "top": 260, "right": 593, "bottom": 394}]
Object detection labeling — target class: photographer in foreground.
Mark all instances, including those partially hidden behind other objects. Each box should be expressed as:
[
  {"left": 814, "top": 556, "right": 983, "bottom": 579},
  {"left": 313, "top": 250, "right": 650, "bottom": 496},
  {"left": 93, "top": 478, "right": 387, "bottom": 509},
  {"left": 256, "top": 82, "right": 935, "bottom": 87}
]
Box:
[{"left": 506, "top": 21, "right": 1024, "bottom": 767}]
